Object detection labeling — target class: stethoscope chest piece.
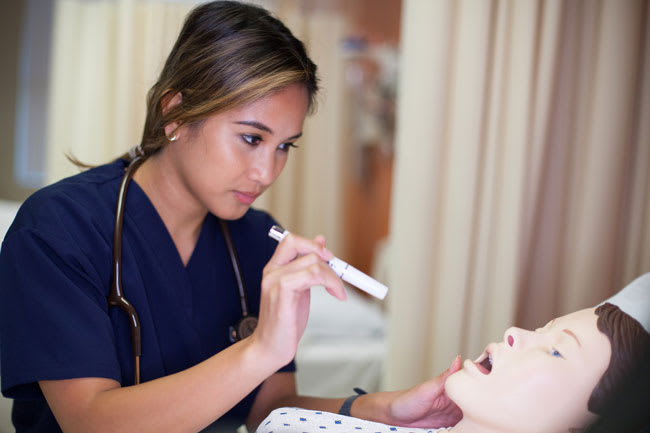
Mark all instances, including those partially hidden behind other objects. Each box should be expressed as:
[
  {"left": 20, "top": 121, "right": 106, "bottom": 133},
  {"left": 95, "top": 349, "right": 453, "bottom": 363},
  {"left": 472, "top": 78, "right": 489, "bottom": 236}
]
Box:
[{"left": 229, "top": 315, "right": 258, "bottom": 343}]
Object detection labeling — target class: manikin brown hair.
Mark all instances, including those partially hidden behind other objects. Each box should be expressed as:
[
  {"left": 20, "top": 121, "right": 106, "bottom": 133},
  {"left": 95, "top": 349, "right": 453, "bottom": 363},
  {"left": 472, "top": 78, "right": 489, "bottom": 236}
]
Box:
[{"left": 586, "top": 302, "right": 650, "bottom": 432}]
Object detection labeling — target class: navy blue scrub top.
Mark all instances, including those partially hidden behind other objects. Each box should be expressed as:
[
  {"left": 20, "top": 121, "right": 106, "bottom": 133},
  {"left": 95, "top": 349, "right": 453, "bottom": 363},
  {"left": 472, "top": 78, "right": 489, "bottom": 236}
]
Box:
[{"left": 0, "top": 159, "right": 294, "bottom": 432}]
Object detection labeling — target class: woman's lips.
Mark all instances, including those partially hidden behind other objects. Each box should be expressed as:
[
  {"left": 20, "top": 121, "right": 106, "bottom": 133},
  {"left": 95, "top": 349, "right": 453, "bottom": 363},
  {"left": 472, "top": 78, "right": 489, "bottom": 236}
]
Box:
[{"left": 234, "top": 191, "right": 259, "bottom": 205}]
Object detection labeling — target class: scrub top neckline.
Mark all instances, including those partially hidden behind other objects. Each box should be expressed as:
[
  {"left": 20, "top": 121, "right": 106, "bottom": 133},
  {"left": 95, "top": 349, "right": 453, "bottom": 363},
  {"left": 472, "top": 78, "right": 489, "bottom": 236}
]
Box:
[
  {"left": 120, "top": 172, "right": 197, "bottom": 317},
  {"left": 125, "top": 173, "right": 207, "bottom": 270}
]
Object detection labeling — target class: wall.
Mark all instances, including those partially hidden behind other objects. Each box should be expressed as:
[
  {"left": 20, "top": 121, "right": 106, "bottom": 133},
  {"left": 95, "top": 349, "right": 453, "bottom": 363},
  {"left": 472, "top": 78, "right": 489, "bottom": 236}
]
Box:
[{"left": 0, "top": 0, "right": 34, "bottom": 202}]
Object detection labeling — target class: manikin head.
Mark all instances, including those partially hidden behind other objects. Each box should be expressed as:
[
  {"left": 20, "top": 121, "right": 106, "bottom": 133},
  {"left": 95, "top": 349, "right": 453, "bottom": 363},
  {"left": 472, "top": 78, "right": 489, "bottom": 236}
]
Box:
[{"left": 445, "top": 302, "right": 650, "bottom": 433}]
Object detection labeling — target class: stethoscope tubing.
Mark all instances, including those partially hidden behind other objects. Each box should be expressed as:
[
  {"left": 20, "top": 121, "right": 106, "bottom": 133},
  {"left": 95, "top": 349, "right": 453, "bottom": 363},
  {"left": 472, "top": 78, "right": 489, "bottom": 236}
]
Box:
[
  {"left": 107, "top": 155, "right": 255, "bottom": 385},
  {"left": 108, "top": 155, "right": 146, "bottom": 384}
]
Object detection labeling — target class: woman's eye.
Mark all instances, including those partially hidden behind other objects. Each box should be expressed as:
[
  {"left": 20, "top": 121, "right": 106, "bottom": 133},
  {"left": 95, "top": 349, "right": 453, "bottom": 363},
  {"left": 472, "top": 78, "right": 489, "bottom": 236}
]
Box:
[
  {"left": 551, "top": 348, "right": 564, "bottom": 359},
  {"left": 242, "top": 134, "right": 262, "bottom": 146},
  {"left": 278, "top": 142, "right": 298, "bottom": 152}
]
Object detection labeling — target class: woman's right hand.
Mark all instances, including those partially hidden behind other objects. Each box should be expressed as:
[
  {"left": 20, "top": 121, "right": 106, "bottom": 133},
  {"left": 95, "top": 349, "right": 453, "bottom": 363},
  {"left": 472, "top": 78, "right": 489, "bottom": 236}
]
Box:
[{"left": 251, "top": 232, "right": 347, "bottom": 367}]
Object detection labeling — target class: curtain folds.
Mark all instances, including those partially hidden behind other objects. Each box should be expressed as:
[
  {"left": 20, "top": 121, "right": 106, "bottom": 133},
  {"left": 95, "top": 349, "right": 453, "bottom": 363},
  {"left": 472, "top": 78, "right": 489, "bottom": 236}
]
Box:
[
  {"left": 46, "top": 0, "right": 193, "bottom": 182},
  {"left": 384, "top": 0, "right": 649, "bottom": 390}
]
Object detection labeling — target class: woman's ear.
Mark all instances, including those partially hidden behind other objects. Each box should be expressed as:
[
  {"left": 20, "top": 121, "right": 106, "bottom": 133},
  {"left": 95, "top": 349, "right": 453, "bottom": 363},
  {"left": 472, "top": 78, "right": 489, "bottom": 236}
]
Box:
[
  {"left": 161, "top": 91, "right": 182, "bottom": 114},
  {"left": 161, "top": 91, "right": 183, "bottom": 140}
]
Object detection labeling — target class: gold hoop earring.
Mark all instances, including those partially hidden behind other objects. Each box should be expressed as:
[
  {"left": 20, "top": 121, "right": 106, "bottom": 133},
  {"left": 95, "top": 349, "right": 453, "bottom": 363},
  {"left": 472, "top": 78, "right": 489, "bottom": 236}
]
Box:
[{"left": 168, "top": 133, "right": 178, "bottom": 142}]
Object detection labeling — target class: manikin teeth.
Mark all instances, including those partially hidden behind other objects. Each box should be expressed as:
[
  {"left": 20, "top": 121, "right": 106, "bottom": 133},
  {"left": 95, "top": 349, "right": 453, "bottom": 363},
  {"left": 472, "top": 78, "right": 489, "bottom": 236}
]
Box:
[
  {"left": 474, "top": 351, "right": 493, "bottom": 373},
  {"left": 478, "top": 353, "right": 493, "bottom": 374}
]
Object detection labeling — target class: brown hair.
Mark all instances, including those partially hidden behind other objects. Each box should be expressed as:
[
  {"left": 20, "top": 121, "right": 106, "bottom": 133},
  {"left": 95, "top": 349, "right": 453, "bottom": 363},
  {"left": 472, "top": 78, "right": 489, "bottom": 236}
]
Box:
[
  {"left": 136, "top": 0, "right": 318, "bottom": 157},
  {"left": 586, "top": 302, "right": 650, "bottom": 432}
]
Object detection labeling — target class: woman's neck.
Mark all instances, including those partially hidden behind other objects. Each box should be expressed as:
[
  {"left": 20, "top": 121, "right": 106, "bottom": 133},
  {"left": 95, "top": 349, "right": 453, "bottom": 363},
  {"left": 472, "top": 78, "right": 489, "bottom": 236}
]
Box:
[{"left": 132, "top": 153, "right": 207, "bottom": 266}]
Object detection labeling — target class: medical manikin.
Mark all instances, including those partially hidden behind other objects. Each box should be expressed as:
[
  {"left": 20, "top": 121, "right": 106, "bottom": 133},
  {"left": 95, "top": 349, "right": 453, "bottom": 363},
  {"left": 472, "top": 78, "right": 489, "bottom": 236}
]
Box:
[{"left": 257, "top": 273, "right": 650, "bottom": 433}]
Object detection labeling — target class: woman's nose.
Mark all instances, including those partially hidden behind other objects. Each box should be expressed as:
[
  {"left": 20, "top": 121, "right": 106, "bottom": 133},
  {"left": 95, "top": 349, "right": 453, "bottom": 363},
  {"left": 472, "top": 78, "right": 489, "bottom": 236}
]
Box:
[{"left": 249, "top": 152, "right": 276, "bottom": 185}]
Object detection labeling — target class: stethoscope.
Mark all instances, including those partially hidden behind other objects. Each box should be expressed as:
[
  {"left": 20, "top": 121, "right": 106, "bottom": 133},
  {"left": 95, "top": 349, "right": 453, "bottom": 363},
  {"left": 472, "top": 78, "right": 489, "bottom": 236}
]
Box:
[{"left": 107, "top": 155, "right": 258, "bottom": 385}]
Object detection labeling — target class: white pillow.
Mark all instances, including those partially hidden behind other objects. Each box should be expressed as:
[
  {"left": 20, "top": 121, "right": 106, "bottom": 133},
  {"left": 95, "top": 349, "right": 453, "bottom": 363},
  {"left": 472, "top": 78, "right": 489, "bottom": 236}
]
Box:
[{"left": 600, "top": 272, "right": 650, "bottom": 334}]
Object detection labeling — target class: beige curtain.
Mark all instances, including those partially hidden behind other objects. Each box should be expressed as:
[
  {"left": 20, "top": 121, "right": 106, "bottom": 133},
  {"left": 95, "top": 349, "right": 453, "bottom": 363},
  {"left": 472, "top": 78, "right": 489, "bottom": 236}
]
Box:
[
  {"left": 46, "top": 0, "right": 194, "bottom": 180},
  {"left": 45, "top": 0, "right": 347, "bottom": 253},
  {"left": 384, "top": 0, "right": 649, "bottom": 390}
]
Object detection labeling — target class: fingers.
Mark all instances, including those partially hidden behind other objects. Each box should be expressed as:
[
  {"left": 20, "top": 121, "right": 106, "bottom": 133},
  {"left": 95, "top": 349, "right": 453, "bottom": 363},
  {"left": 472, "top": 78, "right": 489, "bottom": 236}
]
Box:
[
  {"left": 431, "top": 356, "right": 462, "bottom": 388},
  {"left": 417, "top": 356, "right": 462, "bottom": 396},
  {"left": 264, "top": 252, "right": 347, "bottom": 300},
  {"left": 265, "top": 232, "right": 345, "bottom": 299},
  {"left": 313, "top": 234, "right": 327, "bottom": 248},
  {"left": 324, "top": 285, "right": 348, "bottom": 301},
  {"left": 269, "top": 232, "right": 333, "bottom": 266},
  {"left": 443, "top": 355, "right": 462, "bottom": 378}
]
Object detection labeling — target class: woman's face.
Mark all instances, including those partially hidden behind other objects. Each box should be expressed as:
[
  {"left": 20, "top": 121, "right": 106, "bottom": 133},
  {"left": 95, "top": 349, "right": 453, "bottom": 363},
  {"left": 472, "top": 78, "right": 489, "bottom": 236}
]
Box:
[
  {"left": 165, "top": 83, "right": 309, "bottom": 220},
  {"left": 446, "top": 307, "right": 611, "bottom": 433}
]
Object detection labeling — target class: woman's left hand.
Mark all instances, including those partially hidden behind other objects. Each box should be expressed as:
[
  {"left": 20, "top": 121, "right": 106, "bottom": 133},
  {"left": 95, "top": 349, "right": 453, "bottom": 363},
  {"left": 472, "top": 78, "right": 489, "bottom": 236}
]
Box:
[
  {"left": 351, "top": 356, "right": 463, "bottom": 429},
  {"left": 386, "top": 356, "right": 463, "bottom": 428}
]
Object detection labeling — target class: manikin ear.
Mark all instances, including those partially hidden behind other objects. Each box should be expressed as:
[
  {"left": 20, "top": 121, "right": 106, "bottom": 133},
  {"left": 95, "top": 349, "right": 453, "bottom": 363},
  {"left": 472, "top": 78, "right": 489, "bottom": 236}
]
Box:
[{"left": 161, "top": 91, "right": 183, "bottom": 140}]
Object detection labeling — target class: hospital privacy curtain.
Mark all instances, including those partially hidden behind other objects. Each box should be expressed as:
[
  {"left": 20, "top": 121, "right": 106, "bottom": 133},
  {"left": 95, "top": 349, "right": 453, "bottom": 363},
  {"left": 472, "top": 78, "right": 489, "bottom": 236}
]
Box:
[
  {"left": 45, "top": 0, "right": 347, "bottom": 254},
  {"left": 384, "top": 0, "right": 650, "bottom": 390}
]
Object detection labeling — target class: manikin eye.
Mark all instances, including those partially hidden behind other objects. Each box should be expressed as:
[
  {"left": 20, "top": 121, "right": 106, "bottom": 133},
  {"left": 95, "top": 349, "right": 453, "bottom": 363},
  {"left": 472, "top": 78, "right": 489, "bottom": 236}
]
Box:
[{"left": 551, "top": 348, "right": 564, "bottom": 358}]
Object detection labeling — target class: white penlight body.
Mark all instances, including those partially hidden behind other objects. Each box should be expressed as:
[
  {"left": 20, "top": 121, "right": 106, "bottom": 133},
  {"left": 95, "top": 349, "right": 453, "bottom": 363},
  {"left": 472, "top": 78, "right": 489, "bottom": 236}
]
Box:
[{"left": 267, "top": 225, "right": 388, "bottom": 300}]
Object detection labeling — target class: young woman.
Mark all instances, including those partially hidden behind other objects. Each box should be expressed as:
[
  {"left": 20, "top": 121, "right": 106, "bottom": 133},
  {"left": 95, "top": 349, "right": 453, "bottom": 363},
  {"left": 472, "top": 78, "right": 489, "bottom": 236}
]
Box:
[
  {"left": 0, "top": 2, "right": 461, "bottom": 432},
  {"left": 257, "top": 274, "right": 650, "bottom": 433}
]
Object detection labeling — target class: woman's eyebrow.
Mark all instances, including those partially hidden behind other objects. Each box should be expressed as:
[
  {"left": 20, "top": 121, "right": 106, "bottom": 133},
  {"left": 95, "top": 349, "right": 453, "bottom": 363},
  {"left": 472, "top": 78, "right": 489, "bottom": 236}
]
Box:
[
  {"left": 563, "top": 329, "right": 582, "bottom": 347},
  {"left": 234, "top": 120, "right": 303, "bottom": 140},
  {"left": 235, "top": 120, "right": 272, "bottom": 133}
]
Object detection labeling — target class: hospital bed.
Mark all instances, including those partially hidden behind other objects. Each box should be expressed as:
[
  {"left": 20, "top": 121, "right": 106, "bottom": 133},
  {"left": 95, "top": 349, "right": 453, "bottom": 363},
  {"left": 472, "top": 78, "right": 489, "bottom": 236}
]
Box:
[{"left": 295, "top": 285, "right": 386, "bottom": 397}]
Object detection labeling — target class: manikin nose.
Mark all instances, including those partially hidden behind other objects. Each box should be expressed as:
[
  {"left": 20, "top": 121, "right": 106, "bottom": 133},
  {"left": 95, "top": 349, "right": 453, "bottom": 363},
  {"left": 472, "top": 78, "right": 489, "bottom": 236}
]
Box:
[
  {"left": 504, "top": 326, "right": 521, "bottom": 347},
  {"left": 504, "top": 326, "right": 540, "bottom": 349}
]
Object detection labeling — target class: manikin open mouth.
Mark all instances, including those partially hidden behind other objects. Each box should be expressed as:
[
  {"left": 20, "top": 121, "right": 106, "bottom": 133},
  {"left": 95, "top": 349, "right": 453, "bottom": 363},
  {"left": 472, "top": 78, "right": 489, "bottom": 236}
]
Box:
[{"left": 475, "top": 353, "right": 493, "bottom": 375}]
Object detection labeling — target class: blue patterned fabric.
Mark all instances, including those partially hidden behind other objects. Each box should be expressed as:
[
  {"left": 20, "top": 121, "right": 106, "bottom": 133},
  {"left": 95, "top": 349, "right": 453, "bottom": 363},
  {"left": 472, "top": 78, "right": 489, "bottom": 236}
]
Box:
[{"left": 256, "top": 408, "right": 450, "bottom": 433}]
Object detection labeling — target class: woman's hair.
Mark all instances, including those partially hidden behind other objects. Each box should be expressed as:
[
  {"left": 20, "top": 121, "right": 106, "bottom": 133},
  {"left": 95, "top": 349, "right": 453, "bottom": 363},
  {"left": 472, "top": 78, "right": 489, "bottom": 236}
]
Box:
[
  {"left": 137, "top": 0, "right": 319, "bottom": 157},
  {"left": 586, "top": 302, "right": 650, "bottom": 432}
]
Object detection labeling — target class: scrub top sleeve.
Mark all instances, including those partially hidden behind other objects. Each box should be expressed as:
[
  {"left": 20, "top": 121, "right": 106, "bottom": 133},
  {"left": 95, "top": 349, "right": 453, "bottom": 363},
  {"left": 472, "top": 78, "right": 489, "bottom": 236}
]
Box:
[{"left": 0, "top": 228, "right": 121, "bottom": 399}]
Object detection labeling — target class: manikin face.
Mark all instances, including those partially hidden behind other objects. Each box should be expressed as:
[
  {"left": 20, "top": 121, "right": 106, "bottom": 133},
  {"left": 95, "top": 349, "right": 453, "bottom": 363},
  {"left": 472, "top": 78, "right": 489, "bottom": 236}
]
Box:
[
  {"left": 445, "top": 308, "right": 611, "bottom": 433},
  {"left": 164, "top": 83, "right": 309, "bottom": 220}
]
